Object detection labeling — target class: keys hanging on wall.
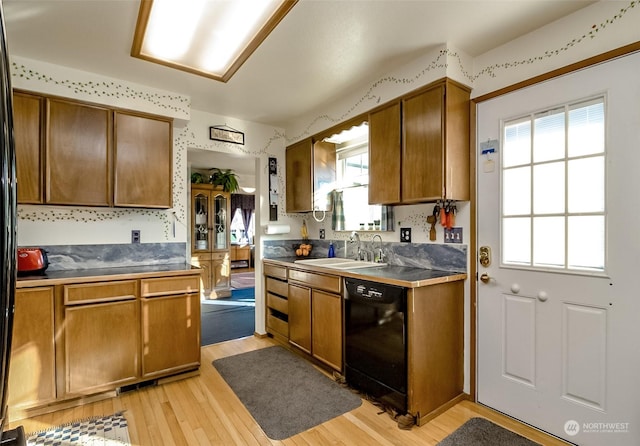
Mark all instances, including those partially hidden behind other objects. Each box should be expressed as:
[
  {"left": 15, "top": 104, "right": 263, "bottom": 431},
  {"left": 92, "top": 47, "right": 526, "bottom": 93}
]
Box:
[{"left": 435, "top": 200, "right": 457, "bottom": 230}]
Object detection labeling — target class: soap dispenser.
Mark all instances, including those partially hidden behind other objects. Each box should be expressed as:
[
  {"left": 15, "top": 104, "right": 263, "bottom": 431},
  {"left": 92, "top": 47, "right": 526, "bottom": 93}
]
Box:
[{"left": 328, "top": 242, "right": 335, "bottom": 258}]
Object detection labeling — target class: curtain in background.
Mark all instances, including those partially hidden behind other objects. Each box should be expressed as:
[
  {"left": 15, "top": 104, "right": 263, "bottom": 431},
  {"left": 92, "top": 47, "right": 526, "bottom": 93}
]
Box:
[
  {"left": 331, "top": 190, "right": 345, "bottom": 231},
  {"left": 231, "top": 194, "right": 255, "bottom": 234}
]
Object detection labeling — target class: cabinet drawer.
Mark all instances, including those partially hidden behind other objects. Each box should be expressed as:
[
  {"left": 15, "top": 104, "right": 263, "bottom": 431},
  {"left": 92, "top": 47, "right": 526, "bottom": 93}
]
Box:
[
  {"left": 64, "top": 280, "right": 137, "bottom": 305},
  {"left": 264, "top": 263, "right": 287, "bottom": 280},
  {"left": 267, "top": 292, "right": 288, "bottom": 315},
  {"left": 212, "top": 251, "right": 229, "bottom": 261},
  {"left": 267, "top": 313, "right": 288, "bottom": 337},
  {"left": 141, "top": 275, "right": 200, "bottom": 297},
  {"left": 266, "top": 277, "right": 288, "bottom": 297},
  {"left": 288, "top": 269, "right": 341, "bottom": 294}
]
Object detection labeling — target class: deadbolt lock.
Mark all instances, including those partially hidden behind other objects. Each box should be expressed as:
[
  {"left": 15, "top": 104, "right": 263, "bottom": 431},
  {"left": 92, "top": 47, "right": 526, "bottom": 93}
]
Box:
[{"left": 479, "top": 246, "right": 491, "bottom": 267}]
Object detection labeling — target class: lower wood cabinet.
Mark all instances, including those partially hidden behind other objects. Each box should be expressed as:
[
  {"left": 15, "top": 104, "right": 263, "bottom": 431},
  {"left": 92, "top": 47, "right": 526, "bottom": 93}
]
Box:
[
  {"left": 288, "top": 283, "right": 312, "bottom": 354},
  {"left": 191, "top": 251, "right": 231, "bottom": 298},
  {"left": 287, "top": 268, "right": 343, "bottom": 372},
  {"left": 311, "top": 289, "right": 342, "bottom": 371},
  {"left": 64, "top": 299, "right": 139, "bottom": 395},
  {"left": 8, "top": 287, "right": 56, "bottom": 410},
  {"left": 140, "top": 276, "right": 201, "bottom": 378},
  {"left": 10, "top": 269, "right": 201, "bottom": 420}
]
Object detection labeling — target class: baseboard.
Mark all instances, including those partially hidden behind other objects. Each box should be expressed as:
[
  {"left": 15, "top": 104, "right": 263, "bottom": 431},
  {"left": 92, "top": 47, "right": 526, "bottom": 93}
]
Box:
[{"left": 415, "top": 392, "right": 469, "bottom": 426}]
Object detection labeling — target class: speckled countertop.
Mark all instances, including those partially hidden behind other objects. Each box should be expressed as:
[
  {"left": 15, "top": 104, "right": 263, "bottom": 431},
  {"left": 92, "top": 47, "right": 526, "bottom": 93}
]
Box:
[
  {"left": 264, "top": 257, "right": 467, "bottom": 288},
  {"left": 16, "top": 263, "right": 200, "bottom": 288}
]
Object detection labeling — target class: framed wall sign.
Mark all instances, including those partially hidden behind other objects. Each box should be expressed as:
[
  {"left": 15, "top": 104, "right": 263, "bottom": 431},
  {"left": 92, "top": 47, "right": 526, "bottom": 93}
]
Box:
[{"left": 209, "top": 125, "right": 244, "bottom": 145}]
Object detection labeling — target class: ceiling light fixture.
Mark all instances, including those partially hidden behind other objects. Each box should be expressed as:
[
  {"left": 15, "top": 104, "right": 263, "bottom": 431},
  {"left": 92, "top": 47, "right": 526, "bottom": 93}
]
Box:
[{"left": 131, "top": 0, "right": 298, "bottom": 83}]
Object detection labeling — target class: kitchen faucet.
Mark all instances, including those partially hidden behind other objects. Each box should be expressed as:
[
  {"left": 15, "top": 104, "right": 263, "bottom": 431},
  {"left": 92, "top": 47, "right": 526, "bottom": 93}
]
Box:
[
  {"left": 349, "top": 231, "right": 362, "bottom": 260},
  {"left": 372, "top": 234, "right": 385, "bottom": 263}
]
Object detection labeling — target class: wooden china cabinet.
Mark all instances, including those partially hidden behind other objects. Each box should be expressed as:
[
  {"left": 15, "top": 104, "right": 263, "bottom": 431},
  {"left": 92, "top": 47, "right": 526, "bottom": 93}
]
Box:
[{"left": 190, "top": 184, "right": 232, "bottom": 298}]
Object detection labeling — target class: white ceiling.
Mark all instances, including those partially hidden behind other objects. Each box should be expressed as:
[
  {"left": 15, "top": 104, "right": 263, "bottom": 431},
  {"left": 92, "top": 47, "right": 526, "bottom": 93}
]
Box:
[{"left": 4, "top": 0, "right": 596, "bottom": 130}]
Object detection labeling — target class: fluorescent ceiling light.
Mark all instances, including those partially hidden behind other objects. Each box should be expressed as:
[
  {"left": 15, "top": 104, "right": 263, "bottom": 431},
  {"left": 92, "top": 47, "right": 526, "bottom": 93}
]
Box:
[{"left": 132, "top": 0, "right": 297, "bottom": 83}]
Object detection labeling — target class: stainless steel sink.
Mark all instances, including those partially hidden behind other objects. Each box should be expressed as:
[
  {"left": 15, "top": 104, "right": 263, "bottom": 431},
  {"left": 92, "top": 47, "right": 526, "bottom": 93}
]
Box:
[
  {"left": 293, "top": 257, "right": 356, "bottom": 265},
  {"left": 293, "top": 257, "right": 386, "bottom": 269},
  {"left": 324, "top": 261, "right": 387, "bottom": 270}
]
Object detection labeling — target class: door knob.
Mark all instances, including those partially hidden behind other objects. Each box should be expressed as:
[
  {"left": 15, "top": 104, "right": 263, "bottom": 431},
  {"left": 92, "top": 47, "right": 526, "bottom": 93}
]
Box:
[{"left": 480, "top": 273, "right": 491, "bottom": 284}]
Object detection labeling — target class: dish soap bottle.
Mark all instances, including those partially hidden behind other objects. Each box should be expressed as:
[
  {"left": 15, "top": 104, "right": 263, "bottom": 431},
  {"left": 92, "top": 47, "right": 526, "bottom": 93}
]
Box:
[{"left": 328, "top": 242, "right": 335, "bottom": 258}]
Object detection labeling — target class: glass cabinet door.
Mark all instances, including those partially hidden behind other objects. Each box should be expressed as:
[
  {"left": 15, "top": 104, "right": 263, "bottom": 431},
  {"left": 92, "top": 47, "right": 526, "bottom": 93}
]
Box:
[
  {"left": 214, "top": 193, "right": 228, "bottom": 250},
  {"left": 193, "top": 192, "right": 210, "bottom": 251}
]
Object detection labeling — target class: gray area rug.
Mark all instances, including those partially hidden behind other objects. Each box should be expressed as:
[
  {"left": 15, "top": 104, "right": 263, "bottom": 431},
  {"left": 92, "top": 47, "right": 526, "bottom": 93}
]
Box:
[
  {"left": 212, "top": 345, "right": 362, "bottom": 440},
  {"left": 438, "top": 417, "right": 541, "bottom": 446}
]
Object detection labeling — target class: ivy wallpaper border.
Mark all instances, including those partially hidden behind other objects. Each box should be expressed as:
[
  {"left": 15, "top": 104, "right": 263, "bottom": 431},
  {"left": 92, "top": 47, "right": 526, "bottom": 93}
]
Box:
[
  {"left": 11, "top": 61, "right": 190, "bottom": 116},
  {"left": 288, "top": 0, "right": 638, "bottom": 142}
]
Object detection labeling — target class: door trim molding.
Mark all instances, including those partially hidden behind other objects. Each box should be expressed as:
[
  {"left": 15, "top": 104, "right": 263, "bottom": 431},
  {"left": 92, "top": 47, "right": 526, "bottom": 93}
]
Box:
[{"left": 469, "top": 40, "right": 640, "bottom": 401}]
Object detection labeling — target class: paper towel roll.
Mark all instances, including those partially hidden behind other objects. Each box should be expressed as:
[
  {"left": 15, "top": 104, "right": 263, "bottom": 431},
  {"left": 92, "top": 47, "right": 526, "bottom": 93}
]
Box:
[{"left": 264, "top": 224, "right": 291, "bottom": 235}]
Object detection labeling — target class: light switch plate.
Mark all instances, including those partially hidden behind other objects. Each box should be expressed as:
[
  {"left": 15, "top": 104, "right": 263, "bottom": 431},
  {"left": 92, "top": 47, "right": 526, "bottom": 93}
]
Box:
[
  {"left": 400, "top": 227, "right": 411, "bottom": 243},
  {"left": 444, "top": 227, "right": 463, "bottom": 243}
]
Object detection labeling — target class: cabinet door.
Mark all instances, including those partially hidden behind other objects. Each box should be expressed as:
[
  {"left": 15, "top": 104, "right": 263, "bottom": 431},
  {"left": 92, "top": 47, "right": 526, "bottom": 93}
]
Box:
[
  {"left": 8, "top": 287, "right": 56, "bottom": 409},
  {"left": 311, "top": 289, "right": 342, "bottom": 371},
  {"left": 442, "top": 81, "right": 471, "bottom": 201},
  {"left": 211, "top": 253, "right": 231, "bottom": 298},
  {"left": 64, "top": 299, "right": 139, "bottom": 395},
  {"left": 141, "top": 293, "right": 200, "bottom": 378},
  {"left": 288, "top": 283, "right": 311, "bottom": 354},
  {"left": 46, "top": 99, "right": 111, "bottom": 206},
  {"left": 402, "top": 84, "right": 444, "bottom": 203},
  {"left": 212, "top": 192, "right": 230, "bottom": 250},
  {"left": 368, "top": 101, "right": 401, "bottom": 205},
  {"left": 191, "top": 255, "right": 212, "bottom": 292},
  {"left": 285, "top": 138, "right": 313, "bottom": 212},
  {"left": 313, "top": 141, "right": 336, "bottom": 211},
  {"left": 13, "top": 92, "right": 44, "bottom": 204},
  {"left": 191, "top": 187, "right": 212, "bottom": 252},
  {"left": 114, "top": 112, "right": 172, "bottom": 208}
]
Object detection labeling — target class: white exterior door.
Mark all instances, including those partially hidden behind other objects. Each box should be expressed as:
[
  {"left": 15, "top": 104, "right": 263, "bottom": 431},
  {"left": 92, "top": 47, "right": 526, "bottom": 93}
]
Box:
[{"left": 477, "top": 53, "right": 640, "bottom": 445}]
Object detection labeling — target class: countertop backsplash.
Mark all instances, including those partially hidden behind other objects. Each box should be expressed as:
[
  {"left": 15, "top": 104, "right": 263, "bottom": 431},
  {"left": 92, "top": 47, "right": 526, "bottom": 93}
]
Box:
[
  {"left": 22, "top": 243, "right": 187, "bottom": 271},
  {"left": 263, "top": 239, "right": 466, "bottom": 273}
]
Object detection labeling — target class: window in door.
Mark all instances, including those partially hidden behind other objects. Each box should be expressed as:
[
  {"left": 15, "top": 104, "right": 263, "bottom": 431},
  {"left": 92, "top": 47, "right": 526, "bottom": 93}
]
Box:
[{"left": 501, "top": 97, "right": 605, "bottom": 273}]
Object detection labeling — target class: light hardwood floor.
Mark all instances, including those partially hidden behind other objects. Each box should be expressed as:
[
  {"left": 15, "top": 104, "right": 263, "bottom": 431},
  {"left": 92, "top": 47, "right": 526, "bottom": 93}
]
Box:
[{"left": 8, "top": 336, "right": 568, "bottom": 445}]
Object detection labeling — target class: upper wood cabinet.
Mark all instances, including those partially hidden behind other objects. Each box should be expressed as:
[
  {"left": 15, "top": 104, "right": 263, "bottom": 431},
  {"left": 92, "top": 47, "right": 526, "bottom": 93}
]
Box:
[
  {"left": 285, "top": 138, "right": 335, "bottom": 213},
  {"left": 368, "top": 101, "right": 401, "bottom": 205},
  {"left": 13, "top": 90, "right": 173, "bottom": 209},
  {"left": 114, "top": 111, "right": 172, "bottom": 208},
  {"left": 369, "top": 78, "right": 471, "bottom": 204},
  {"left": 13, "top": 92, "right": 44, "bottom": 204},
  {"left": 47, "top": 98, "right": 112, "bottom": 206}
]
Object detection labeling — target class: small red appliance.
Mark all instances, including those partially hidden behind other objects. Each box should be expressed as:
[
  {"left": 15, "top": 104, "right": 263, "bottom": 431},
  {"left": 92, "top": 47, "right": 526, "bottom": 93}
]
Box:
[{"left": 17, "top": 248, "right": 49, "bottom": 276}]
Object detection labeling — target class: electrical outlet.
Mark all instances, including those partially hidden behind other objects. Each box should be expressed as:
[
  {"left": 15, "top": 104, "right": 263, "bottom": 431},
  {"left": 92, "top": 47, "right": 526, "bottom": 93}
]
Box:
[
  {"left": 319, "top": 229, "right": 325, "bottom": 239},
  {"left": 400, "top": 227, "right": 411, "bottom": 243},
  {"left": 131, "top": 230, "right": 141, "bottom": 244}
]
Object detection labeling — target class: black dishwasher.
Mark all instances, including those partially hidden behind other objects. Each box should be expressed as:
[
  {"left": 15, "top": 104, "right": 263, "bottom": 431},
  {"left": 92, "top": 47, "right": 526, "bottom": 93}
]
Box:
[{"left": 344, "top": 278, "right": 407, "bottom": 413}]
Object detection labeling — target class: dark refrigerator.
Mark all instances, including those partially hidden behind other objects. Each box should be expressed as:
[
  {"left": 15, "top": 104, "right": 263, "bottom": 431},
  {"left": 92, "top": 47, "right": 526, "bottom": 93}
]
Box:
[{"left": 0, "top": 3, "right": 25, "bottom": 445}]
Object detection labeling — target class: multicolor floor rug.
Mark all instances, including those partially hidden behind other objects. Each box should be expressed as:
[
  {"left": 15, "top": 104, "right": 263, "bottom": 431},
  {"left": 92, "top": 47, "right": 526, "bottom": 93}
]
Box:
[
  {"left": 27, "top": 412, "right": 130, "bottom": 445},
  {"left": 230, "top": 271, "right": 255, "bottom": 289}
]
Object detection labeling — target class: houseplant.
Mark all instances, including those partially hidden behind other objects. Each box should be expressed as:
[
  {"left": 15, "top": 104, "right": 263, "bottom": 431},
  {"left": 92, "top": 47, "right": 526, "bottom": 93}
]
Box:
[{"left": 209, "top": 168, "right": 240, "bottom": 193}]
